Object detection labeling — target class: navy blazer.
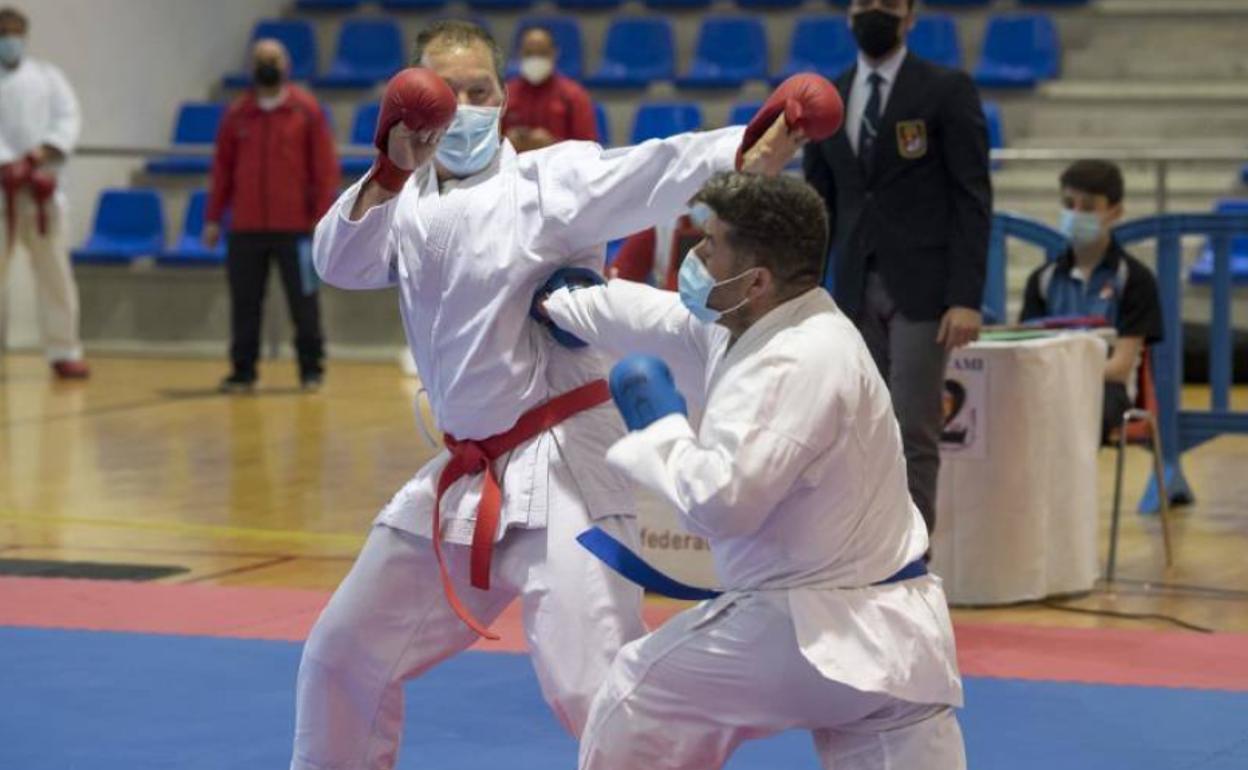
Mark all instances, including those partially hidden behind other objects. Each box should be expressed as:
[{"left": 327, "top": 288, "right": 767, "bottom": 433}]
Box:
[{"left": 804, "top": 53, "right": 992, "bottom": 322}]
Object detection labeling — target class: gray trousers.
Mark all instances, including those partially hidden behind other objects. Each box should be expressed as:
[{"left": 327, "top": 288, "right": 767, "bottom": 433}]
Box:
[{"left": 858, "top": 272, "right": 949, "bottom": 533}]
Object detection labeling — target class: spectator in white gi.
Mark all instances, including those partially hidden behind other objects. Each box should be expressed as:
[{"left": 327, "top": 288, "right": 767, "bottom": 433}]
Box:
[{"left": 0, "top": 6, "right": 86, "bottom": 378}]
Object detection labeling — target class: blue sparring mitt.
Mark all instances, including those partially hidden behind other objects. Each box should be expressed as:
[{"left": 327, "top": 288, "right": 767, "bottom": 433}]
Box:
[
  {"left": 609, "top": 355, "right": 688, "bottom": 431},
  {"left": 531, "top": 266, "right": 606, "bottom": 348}
]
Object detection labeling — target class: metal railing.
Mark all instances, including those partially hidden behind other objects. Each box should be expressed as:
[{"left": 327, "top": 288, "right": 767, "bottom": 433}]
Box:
[
  {"left": 993, "top": 210, "right": 1248, "bottom": 514},
  {"left": 77, "top": 143, "right": 1248, "bottom": 214}
]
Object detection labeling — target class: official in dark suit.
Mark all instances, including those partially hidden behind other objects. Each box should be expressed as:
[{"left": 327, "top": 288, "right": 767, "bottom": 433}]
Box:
[{"left": 804, "top": 0, "right": 992, "bottom": 532}]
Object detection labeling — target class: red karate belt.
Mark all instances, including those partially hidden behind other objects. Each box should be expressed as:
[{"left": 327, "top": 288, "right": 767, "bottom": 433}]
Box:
[{"left": 433, "top": 379, "right": 610, "bottom": 639}]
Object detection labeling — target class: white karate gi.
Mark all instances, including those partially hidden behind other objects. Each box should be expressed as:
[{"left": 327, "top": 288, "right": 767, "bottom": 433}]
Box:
[
  {"left": 293, "top": 128, "right": 745, "bottom": 770},
  {"left": 544, "top": 280, "right": 966, "bottom": 770},
  {"left": 0, "top": 57, "right": 82, "bottom": 361}
]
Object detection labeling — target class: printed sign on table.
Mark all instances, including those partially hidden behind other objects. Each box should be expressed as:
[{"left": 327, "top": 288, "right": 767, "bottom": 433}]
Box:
[{"left": 940, "top": 352, "right": 989, "bottom": 460}]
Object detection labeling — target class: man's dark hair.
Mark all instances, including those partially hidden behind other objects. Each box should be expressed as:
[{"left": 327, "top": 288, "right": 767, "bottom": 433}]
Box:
[
  {"left": 414, "top": 19, "right": 504, "bottom": 86},
  {"left": 0, "top": 7, "right": 28, "bottom": 31},
  {"left": 1060, "top": 160, "right": 1125, "bottom": 206},
  {"left": 690, "top": 173, "right": 829, "bottom": 290}
]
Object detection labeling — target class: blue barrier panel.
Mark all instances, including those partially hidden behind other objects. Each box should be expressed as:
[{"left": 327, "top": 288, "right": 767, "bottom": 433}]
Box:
[{"left": 989, "top": 211, "right": 1248, "bottom": 514}]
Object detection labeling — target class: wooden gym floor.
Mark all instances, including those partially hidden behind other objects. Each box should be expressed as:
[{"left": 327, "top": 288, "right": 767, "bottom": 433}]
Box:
[{"left": 2, "top": 353, "right": 1246, "bottom": 633}]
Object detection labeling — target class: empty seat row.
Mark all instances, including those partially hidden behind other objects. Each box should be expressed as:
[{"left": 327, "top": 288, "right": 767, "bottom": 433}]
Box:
[
  {"left": 294, "top": 0, "right": 1087, "bottom": 11},
  {"left": 147, "top": 96, "right": 1005, "bottom": 178},
  {"left": 226, "top": 13, "right": 1060, "bottom": 91},
  {"left": 73, "top": 190, "right": 224, "bottom": 266}
]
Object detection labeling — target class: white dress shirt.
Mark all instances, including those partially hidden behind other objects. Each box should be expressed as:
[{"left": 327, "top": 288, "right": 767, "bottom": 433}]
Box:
[
  {"left": 845, "top": 46, "right": 908, "bottom": 156},
  {"left": 545, "top": 281, "right": 962, "bottom": 706},
  {"left": 313, "top": 128, "right": 744, "bottom": 544}
]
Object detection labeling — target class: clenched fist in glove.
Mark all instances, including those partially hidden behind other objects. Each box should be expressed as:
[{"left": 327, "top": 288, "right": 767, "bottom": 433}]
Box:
[
  {"left": 609, "top": 355, "right": 688, "bottom": 432},
  {"left": 737, "top": 74, "right": 844, "bottom": 174},
  {"left": 370, "top": 68, "right": 458, "bottom": 192}
]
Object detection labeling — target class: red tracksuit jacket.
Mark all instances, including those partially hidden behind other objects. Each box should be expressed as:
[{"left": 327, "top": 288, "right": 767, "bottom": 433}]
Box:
[{"left": 206, "top": 85, "right": 340, "bottom": 233}]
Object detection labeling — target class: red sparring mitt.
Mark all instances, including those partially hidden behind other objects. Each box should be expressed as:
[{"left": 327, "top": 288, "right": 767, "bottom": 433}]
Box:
[
  {"left": 735, "top": 74, "right": 844, "bottom": 171},
  {"left": 370, "top": 67, "right": 458, "bottom": 192},
  {"left": 28, "top": 164, "right": 57, "bottom": 237},
  {"left": 1, "top": 157, "right": 32, "bottom": 252}
]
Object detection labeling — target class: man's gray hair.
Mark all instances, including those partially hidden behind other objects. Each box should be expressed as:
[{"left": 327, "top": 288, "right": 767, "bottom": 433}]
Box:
[
  {"left": 413, "top": 19, "right": 505, "bottom": 87},
  {"left": 690, "top": 173, "right": 829, "bottom": 289}
]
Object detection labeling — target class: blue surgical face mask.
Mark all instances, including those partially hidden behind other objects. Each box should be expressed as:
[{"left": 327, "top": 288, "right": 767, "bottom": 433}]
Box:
[
  {"left": 436, "top": 104, "right": 502, "bottom": 178},
  {"left": 677, "top": 249, "right": 755, "bottom": 324},
  {"left": 0, "top": 36, "right": 23, "bottom": 67},
  {"left": 1059, "top": 208, "right": 1104, "bottom": 248}
]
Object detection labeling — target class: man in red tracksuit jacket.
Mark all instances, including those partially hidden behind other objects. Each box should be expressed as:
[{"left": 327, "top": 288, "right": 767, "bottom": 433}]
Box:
[{"left": 204, "top": 38, "right": 340, "bottom": 392}]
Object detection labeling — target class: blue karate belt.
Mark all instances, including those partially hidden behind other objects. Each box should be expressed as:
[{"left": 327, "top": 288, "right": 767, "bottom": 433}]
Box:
[{"left": 577, "top": 526, "right": 927, "bottom": 601}]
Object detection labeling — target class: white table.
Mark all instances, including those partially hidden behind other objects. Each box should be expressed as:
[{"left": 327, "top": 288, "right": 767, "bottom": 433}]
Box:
[{"left": 929, "top": 333, "right": 1108, "bottom": 605}]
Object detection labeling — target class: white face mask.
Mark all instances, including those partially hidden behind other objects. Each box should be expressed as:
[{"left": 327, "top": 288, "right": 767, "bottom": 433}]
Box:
[
  {"left": 677, "top": 249, "right": 755, "bottom": 324},
  {"left": 0, "top": 35, "right": 22, "bottom": 67},
  {"left": 1059, "top": 208, "right": 1104, "bottom": 248},
  {"left": 436, "top": 104, "right": 503, "bottom": 178},
  {"left": 520, "top": 56, "right": 554, "bottom": 85}
]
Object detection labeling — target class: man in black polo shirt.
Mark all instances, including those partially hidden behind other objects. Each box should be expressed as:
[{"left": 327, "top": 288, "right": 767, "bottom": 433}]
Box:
[{"left": 1020, "top": 160, "right": 1164, "bottom": 441}]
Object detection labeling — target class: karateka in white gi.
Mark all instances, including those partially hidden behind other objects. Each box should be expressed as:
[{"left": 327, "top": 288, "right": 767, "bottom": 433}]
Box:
[
  {"left": 540, "top": 172, "right": 966, "bottom": 769},
  {"left": 291, "top": 20, "right": 827, "bottom": 770},
  {"left": 0, "top": 7, "right": 88, "bottom": 379}
]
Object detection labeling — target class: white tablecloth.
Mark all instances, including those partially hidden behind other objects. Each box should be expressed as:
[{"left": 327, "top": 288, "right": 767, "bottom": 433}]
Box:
[{"left": 929, "top": 333, "right": 1107, "bottom": 605}]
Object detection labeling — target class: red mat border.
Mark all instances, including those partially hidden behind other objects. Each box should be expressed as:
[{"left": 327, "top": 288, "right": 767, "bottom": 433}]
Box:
[{"left": 2, "top": 577, "right": 1246, "bottom": 692}]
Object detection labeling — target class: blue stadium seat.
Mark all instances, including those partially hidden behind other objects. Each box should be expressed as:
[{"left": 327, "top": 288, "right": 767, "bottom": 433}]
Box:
[
  {"left": 380, "top": 0, "right": 450, "bottom": 8},
  {"left": 159, "top": 191, "right": 226, "bottom": 267},
  {"left": 777, "top": 16, "right": 856, "bottom": 83},
  {"left": 1190, "top": 199, "right": 1248, "bottom": 286},
  {"left": 145, "top": 102, "right": 224, "bottom": 175},
  {"left": 677, "top": 18, "right": 769, "bottom": 89},
  {"left": 468, "top": 0, "right": 535, "bottom": 9},
  {"left": 737, "top": 0, "right": 803, "bottom": 7},
  {"left": 728, "top": 101, "right": 762, "bottom": 127},
  {"left": 908, "top": 14, "right": 962, "bottom": 70},
  {"left": 507, "top": 17, "right": 583, "bottom": 80},
  {"left": 594, "top": 102, "right": 610, "bottom": 145},
  {"left": 584, "top": 18, "right": 675, "bottom": 88},
  {"left": 645, "top": 0, "right": 712, "bottom": 8},
  {"left": 223, "top": 20, "right": 318, "bottom": 87},
  {"left": 295, "top": 0, "right": 361, "bottom": 9},
  {"left": 554, "top": 0, "right": 621, "bottom": 8},
  {"left": 341, "top": 102, "right": 380, "bottom": 177},
  {"left": 631, "top": 103, "right": 703, "bottom": 144},
  {"left": 72, "top": 189, "right": 165, "bottom": 264},
  {"left": 974, "top": 14, "right": 1061, "bottom": 88},
  {"left": 315, "top": 19, "right": 404, "bottom": 88}
]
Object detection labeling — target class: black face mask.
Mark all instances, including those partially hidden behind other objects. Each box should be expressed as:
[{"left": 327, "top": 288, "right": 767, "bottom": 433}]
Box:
[
  {"left": 253, "top": 62, "right": 282, "bottom": 88},
  {"left": 852, "top": 10, "right": 903, "bottom": 60}
]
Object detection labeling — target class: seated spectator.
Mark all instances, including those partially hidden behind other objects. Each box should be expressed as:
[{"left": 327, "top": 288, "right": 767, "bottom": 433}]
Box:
[
  {"left": 1019, "top": 160, "right": 1163, "bottom": 442},
  {"left": 608, "top": 213, "right": 703, "bottom": 290},
  {"left": 502, "top": 26, "right": 596, "bottom": 152}
]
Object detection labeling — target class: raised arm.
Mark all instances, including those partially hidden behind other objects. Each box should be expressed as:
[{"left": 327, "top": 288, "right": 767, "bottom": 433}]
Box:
[
  {"left": 532, "top": 127, "right": 745, "bottom": 254},
  {"left": 537, "top": 74, "right": 843, "bottom": 255},
  {"left": 311, "top": 177, "right": 403, "bottom": 290},
  {"left": 316, "top": 68, "right": 456, "bottom": 290}
]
